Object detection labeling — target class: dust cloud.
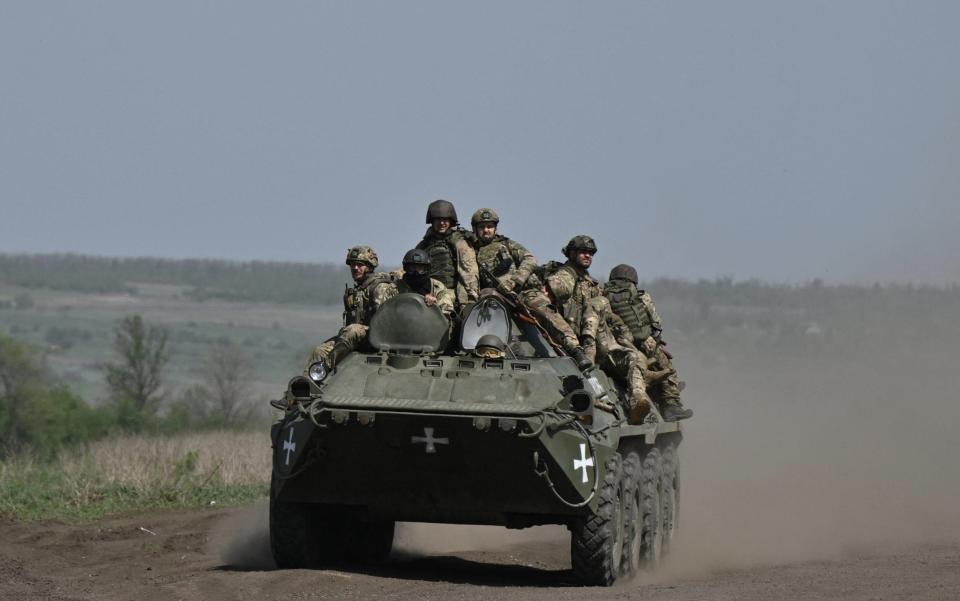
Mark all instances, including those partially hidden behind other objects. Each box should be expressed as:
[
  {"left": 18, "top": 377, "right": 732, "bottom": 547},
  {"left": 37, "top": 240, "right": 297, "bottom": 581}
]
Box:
[
  {"left": 218, "top": 303, "right": 960, "bottom": 581},
  {"left": 654, "top": 334, "right": 960, "bottom": 580}
]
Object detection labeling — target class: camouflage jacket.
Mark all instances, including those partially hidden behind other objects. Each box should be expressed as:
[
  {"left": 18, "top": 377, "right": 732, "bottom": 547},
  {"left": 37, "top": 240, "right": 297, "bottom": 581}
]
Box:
[
  {"left": 545, "top": 261, "right": 602, "bottom": 334},
  {"left": 370, "top": 277, "right": 455, "bottom": 319},
  {"left": 342, "top": 272, "right": 395, "bottom": 326},
  {"left": 467, "top": 233, "right": 537, "bottom": 292},
  {"left": 415, "top": 228, "right": 480, "bottom": 306}
]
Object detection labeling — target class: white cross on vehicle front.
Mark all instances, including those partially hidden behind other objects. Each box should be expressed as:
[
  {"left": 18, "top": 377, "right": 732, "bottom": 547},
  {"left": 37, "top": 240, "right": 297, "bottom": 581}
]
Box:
[
  {"left": 411, "top": 427, "right": 449, "bottom": 453},
  {"left": 283, "top": 427, "right": 296, "bottom": 466},
  {"left": 573, "top": 443, "right": 594, "bottom": 483}
]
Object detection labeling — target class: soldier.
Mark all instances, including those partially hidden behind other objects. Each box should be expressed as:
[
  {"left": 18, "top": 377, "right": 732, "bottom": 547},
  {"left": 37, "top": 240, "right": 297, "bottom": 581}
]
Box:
[
  {"left": 306, "top": 245, "right": 393, "bottom": 369},
  {"left": 467, "top": 208, "right": 592, "bottom": 371},
  {"left": 307, "top": 249, "right": 453, "bottom": 370},
  {"left": 371, "top": 248, "right": 455, "bottom": 320},
  {"left": 604, "top": 264, "right": 693, "bottom": 421},
  {"left": 416, "top": 200, "right": 480, "bottom": 308},
  {"left": 546, "top": 236, "right": 655, "bottom": 423}
]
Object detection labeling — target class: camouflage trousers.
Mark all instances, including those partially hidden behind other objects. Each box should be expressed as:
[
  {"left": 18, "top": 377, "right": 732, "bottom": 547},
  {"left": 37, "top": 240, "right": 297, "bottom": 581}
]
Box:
[
  {"left": 639, "top": 336, "right": 682, "bottom": 408},
  {"left": 306, "top": 324, "right": 369, "bottom": 369},
  {"left": 520, "top": 289, "right": 581, "bottom": 353},
  {"left": 591, "top": 333, "right": 653, "bottom": 423}
]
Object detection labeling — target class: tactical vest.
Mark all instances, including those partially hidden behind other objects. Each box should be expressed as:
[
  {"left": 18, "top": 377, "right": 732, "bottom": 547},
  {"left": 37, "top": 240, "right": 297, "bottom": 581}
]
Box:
[
  {"left": 343, "top": 273, "right": 391, "bottom": 326},
  {"left": 418, "top": 231, "right": 462, "bottom": 289},
  {"left": 604, "top": 280, "right": 654, "bottom": 342},
  {"left": 475, "top": 235, "right": 515, "bottom": 286}
]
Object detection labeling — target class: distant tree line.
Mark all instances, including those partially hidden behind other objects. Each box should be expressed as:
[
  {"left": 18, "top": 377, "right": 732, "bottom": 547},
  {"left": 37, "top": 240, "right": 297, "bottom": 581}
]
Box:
[
  {"left": 3, "top": 253, "right": 959, "bottom": 312},
  {"left": 0, "top": 253, "right": 348, "bottom": 305}
]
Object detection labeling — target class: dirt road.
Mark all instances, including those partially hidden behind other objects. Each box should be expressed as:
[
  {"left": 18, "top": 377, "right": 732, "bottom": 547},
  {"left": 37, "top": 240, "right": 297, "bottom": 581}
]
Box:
[{"left": 2, "top": 505, "right": 958, "bottom": 601}]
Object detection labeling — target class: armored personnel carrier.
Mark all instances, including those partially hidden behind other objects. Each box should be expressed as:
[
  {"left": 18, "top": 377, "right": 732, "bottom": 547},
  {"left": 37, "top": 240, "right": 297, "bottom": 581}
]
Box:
[{"left": 269, "top": 291, "right": 683, "bottom": 585}]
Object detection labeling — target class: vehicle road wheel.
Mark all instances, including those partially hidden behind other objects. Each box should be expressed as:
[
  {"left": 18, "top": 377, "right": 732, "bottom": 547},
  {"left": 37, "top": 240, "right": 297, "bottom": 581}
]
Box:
[
  {"left": 571, "top": 452, "right": 625, "bottom": 586},
  {"left": 270, "top": 480, "right": 344, "bottom": 569},
  {"left": 270, "top": 479, "right": 319, "bottom": 569},
  {"left": 620, "top": 451, "right": 643, "bottom": 577},
  {"left": 345, "top": 519, "right": 395, "bottom": 563},
  {"left": 660, "top": 443, "right": 679, "bottom": 553},
  {"left": 640, "top": 447, "right": 664, "bottom": 568}
]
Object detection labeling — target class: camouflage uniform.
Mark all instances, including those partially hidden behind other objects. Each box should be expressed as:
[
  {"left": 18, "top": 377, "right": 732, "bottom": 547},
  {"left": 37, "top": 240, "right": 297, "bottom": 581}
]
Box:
[
  {"left": 307, "top": 246, "right": 394, "bottom": 369},
  {"left": 467, "top": 208, "right": 582, "bottom": 356},
  {"left": 604, "top": 264, "right": 690, "bottom": 420},
  {"left": 546, "top": 240, "right": 654, "bottom": 421},
  {"left": 371, "top": 278, "right": 455, "bottom": 320},
  {"left": 416, "top": 200, "right": 480, "bottom": 307}
]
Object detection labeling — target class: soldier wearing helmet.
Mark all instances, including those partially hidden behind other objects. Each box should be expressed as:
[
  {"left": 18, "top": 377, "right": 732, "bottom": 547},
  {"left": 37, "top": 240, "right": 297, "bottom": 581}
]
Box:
[
  {"left": 546, "top": 236, "right": 656, "bottom": 423},
  {"left": 604, "top": 263, "right": 692, "bottom": 421},
  {"left": 342, "top": 245, "right": 394, "bottom": 327},
  {"left": 307, "top": 249, "right": 453, "bottom": 371},
  {"left": 468, "top": 208, "right": 536, "bottom": 294},
  {"left": 473, "top": 334, "right": 507, "bottom": 359},
  {"left": 372, "top": 248, "right": 455, "bottom": 319},
  {"left": 307, "top": 245, "right": 396, "bottom": 371},
  {"left": 467, "top": 208, "right": 592, "bottom": 371},
  {"left": 415, "top": 200, "right": 480, "bottom": 308}
]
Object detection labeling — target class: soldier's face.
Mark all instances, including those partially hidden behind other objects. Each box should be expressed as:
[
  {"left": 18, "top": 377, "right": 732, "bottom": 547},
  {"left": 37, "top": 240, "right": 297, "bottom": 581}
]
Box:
[
  {"left": 475, "top": 222, "right": 497, "bottom": 241},
  {"left": 349, "top": 262, "right": 371, "bottom": 281},
  {"left": 432, "top": 218, "right": 452, "bottom": 235},
  {"left": 574, "top": 250, "right": 594, "bottom": 269}
]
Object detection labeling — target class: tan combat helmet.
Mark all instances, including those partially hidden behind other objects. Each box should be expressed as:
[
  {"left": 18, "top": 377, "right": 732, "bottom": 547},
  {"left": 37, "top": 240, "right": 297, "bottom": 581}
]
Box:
[
  {"left": 345, "top": 245, "right": 379, "bottom": 270},
  {"left": 470, "top": 208, "right": 500, "bottom": 228}
]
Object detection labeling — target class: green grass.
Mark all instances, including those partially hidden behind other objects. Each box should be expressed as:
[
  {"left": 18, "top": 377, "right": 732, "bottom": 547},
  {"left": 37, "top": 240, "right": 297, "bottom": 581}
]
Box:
[{"left": 0, "top": 430, "right": 271, "bottom": 522}]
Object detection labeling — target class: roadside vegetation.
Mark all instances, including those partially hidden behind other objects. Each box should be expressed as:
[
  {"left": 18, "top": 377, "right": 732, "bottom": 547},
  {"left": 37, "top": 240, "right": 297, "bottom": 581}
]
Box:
[{"left": 0, "top": 430, "right": 269, "bottom": 521}]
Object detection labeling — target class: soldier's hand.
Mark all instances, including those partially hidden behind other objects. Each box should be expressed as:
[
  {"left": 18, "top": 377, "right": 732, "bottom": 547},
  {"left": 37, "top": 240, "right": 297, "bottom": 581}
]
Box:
[{"left": 424, "top": 293, "right": 438, "bottom": 306}]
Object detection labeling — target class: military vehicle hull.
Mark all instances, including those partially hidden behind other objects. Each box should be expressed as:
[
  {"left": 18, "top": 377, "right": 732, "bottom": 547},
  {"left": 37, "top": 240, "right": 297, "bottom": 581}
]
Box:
[{"left": 270, "top": 349, "right": 682, "bottom": 584}]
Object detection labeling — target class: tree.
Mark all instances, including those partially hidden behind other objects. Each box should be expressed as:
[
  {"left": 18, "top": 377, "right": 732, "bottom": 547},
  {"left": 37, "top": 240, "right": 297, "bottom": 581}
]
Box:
[
  {"left": 0, "top": 334, "right": 43, "bottom": 451},
  {"left": 203, "top": 339, "right": 255, "bottom": 426},
  {"left": 102, "top": 315, "right": 169, "bottom": 426}
]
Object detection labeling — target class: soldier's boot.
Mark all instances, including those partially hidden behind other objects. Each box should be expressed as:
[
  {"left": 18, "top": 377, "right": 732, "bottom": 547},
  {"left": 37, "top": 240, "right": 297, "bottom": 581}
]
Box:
[
  {"left": 569, "top": 346, "right": 594, "bottom": 372},
  {"left": 659, "top": 375, "right": 692, "bottom": 421}
]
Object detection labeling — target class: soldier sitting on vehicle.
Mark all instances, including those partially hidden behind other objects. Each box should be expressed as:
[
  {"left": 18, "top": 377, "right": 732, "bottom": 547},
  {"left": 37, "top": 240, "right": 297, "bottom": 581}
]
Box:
[
  {"left": 371, "top": 248, "right": 455, "bottom": 321},
  {"left": 545, "top": 235, "right": 655, "bottom": 424},
  {"left": 466, "top": 208, "right": 593, "bottom": 371},
  {"left": 416, "top": 199, "right": 480, "bottom": 310},
  {"left": 306, "top": 245, "right": 395, "bottom": 369},
  {"left": 307, "top": 249, "right": 453, "bottom": 370},
  {"left": 604, "top": 264, "right": 692, "bottom": 421}
]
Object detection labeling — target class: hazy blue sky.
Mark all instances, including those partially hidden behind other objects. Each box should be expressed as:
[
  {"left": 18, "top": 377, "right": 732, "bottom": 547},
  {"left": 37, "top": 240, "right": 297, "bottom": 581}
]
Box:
[{"left": 2, "top": 1, "right": 958, "bottom": 283}]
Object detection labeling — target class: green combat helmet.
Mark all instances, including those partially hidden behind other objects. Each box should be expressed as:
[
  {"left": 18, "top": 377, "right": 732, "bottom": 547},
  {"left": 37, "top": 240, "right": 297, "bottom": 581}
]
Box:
[
  {"left": 470, "top": 208, "right": 500, "bottom": 227},
  {"left": 425, "top": 199, "right": 459, "bottom": 225},
  {"left": 608, "top": 264, "right": 638, "bottom": 284},
  {"left": 563, "top": 235, "right": 598, "bottom": 256},
  {"left": 345, "top": 245, "right": 379, "bottom": 270}
]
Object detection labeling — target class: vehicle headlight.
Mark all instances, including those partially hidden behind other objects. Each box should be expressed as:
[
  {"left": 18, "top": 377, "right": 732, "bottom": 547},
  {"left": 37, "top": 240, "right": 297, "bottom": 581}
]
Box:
[{"left": 307, "top": 361, "right": 328, "bottom": 383}]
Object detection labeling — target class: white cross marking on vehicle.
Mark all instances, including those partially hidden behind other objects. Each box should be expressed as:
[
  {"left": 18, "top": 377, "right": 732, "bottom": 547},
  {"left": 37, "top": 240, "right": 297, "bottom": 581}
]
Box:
[
  {"left": 411, "top": 427, "right": 449, "bottom": 453},
  {"left": 283, "top": 427, "right": 297, "bottom": 466},
  {"left": 574, "top": 443, "right": 594, "bottom": 483}
]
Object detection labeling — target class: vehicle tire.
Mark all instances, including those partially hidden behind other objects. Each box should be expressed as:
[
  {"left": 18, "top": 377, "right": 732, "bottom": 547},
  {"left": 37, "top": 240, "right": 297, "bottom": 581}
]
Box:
[
  {"left": 620, "top": 451, "right": 643, "bottom": 577},
  {"left": 571, "top": 452, "right": 625, "bottom": 586},
  {"left": 639, "top": 447, "right": 664, "bottom": 568},
  {"left": 660, "top": 442, "right": 679, "bottom": 553},
  {"left": 269, "top": 479, "right": 345, "bottom": 569},
  {"left": 270, "top": 478, "right": 320, "bottom": 569},
  {"left": 345, "top": 519, "right": 395, "bottom": 563}
]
